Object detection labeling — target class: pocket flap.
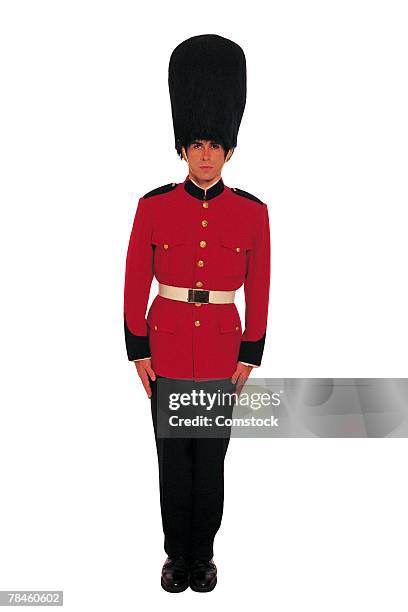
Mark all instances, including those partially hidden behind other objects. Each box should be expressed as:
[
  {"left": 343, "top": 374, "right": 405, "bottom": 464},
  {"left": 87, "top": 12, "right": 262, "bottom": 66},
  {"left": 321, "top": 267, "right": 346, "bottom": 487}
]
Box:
[
  {"left": 218, "top": 312, "right": 242, "bottom": 334},
  {"left": 220, "top": 235, "right": 252, "bottom": 252},
  {"left": 147, "top": 309, "right": 177, "bottom": 334},
  {"left": 152, "top": 231, "right": 185, "bottom": 249}
]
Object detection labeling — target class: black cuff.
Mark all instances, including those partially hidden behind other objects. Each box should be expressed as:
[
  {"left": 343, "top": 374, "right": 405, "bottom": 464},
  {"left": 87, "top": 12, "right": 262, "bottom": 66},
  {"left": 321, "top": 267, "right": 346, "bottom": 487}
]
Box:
[
  {"left": 124, "top": 316, "right": 151, "bottom": 361},
  {"left": 238, "top": 332, "right": 266, "bottom": 367}
]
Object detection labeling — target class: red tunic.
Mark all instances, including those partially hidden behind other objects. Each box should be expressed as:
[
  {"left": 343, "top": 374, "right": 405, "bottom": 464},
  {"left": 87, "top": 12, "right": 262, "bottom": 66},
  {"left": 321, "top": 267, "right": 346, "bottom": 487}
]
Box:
[{"left": 124, "top": 175, "right": 270, "bottom": 380}]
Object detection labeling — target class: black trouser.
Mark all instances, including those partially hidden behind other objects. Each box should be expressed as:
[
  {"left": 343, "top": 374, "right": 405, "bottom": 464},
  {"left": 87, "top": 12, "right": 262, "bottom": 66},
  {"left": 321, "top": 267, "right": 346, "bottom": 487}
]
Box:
[{"left": 150, "top": 375, "right": 236, "bottom": 562}]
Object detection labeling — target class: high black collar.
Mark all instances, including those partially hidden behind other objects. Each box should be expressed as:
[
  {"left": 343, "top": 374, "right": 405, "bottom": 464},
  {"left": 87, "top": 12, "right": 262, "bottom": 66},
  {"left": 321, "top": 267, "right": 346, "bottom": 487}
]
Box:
[{"left": 183, "top": 175, "right": 224, "bottom": 201}]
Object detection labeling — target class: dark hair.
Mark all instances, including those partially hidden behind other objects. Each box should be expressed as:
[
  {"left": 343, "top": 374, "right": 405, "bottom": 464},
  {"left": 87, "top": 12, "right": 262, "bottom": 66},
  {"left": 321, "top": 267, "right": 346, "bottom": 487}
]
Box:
[{"left": 177, "top": 137, "right": 229, "bottom": 160}]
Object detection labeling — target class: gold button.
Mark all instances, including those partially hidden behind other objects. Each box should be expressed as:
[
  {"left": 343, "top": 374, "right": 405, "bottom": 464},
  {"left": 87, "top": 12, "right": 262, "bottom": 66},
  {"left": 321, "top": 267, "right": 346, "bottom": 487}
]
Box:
[
  {"left": 201, "top": 220, "right": 208, "bottom": 228},
  {"left": 200, "top": 240, "right": 207, "bottom": 248},
  {"left": 196, "top": 281, "right": 203, "bottom": 288},
  {"left": 197, "top": 260, "right": 204, "bottom": 267},
  {"left": 154, "top": 324, "right": 158, "bottom": 331},
  {"left": 163, "top": 243, "right": 169, "bottom": 249},
  {"left": 195, "top": 303, "right": 202, "bottom": 307},
  {"left": 236, "top": 246, "right": 240, "bottom": 252},
  {"left": 235, "top": 326, "right": 239, "bottom": 331},
  {"left": 194, "top": 320, "right": 201, "bottom": 327},
  {"left": 232, "top": 187, "right": 236, "bottom": 191},
  {"left": 171, "top": 182, "right": 176, "bottom": 187},
  {"left": 203, "top": 202, "right": 209, "bottom": 208}
]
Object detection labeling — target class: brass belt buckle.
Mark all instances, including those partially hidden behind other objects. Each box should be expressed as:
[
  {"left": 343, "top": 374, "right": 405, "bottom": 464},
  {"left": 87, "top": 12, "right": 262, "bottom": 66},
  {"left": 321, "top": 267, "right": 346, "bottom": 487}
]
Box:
[{"left": 188, "top": 288, "right": 210, "bottom": 304}]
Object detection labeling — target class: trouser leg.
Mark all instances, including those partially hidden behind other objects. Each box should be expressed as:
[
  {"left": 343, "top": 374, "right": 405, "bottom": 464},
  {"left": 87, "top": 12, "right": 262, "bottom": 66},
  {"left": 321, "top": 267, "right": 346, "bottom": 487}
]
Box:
[
  {"left": 189, "top": 378, "right": 235, "bottom": 561},
  {"left": 150, "top": 375, "right": 236, "bottom": 562},
  {"left": 189, "top": 435, "right": 231, "bottom": 561},
  {"left": 150, "top": 375, "right": 193, "bottom": 559}
]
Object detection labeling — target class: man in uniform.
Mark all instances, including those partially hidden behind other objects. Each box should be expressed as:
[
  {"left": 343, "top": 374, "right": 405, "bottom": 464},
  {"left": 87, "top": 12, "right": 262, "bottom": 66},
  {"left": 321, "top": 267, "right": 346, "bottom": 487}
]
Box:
[{"left": 123, "top": 34, "right": 270, "bottom": 592}]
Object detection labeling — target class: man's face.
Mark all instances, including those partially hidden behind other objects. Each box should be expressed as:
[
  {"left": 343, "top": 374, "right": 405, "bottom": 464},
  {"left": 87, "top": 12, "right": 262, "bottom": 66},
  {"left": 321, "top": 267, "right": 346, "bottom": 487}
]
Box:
[{"left": 185, "top": 139, "right": 227, "bottom": 183}]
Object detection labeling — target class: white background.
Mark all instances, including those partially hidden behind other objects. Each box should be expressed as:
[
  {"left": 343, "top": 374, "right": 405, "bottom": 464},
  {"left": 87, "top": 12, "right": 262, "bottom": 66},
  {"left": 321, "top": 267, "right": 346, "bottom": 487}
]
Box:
[{"left": 0, "top": 0, "right": 407, "bottom": 610}]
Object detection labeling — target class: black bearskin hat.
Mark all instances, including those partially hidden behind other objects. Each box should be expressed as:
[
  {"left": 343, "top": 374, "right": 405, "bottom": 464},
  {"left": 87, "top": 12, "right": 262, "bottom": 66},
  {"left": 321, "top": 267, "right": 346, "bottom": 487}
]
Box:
[{"left": 168, "top": 34, "right": 246, "bottom": 158}]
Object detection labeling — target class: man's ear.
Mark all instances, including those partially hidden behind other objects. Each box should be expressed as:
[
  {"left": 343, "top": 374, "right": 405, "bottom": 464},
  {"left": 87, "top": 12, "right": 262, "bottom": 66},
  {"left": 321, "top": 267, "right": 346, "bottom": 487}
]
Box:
[
  {"left": 225, "top": 148, "right": 234, "bottom": 162},
  {"left": 181, "top": 146, "right": 188, "bottom": 162}
]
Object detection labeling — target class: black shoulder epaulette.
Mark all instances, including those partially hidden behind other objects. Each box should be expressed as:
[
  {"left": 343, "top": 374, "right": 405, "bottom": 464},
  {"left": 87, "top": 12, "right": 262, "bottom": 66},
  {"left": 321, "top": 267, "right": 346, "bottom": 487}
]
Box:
[
  {"left": 231, "top": 186, "right": 264, "bottom": 204},
  {"left": 143, "top": 182, "right": 178, "bottom": 199}
]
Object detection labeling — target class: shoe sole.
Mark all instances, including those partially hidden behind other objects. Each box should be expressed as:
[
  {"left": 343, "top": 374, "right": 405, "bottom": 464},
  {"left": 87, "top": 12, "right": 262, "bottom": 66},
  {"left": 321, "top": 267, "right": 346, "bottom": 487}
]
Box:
[
  {"left": 189, "top": 576, "right": 217, "bottom": 592},
  {"left": 161, "top": 577, "right": 189, "bottom": 593}
]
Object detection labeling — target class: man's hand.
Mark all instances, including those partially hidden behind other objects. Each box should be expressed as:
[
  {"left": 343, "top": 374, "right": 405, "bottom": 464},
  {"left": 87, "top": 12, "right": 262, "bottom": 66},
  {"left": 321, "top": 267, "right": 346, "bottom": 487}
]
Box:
[
  {"left": 231, "top": 362, "right": 253, "bottom": 396},
  {"left": 134, "top": 359, "right": 156, "bottom": 398}
]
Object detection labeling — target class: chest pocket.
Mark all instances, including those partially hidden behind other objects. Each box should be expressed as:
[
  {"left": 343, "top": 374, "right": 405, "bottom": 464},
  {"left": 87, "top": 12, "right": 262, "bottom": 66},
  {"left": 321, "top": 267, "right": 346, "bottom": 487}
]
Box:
[
  {"left": 152, "top": 231, "right": 187, "bottom": 276},
  {"left": 219, "top": 234, "right": 252, "bottom": 277}
]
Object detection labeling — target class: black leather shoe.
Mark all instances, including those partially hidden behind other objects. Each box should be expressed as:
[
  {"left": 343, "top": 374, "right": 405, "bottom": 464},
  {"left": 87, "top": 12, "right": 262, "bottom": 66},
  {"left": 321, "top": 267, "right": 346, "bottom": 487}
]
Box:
[
  {"left": 189, "top": 558, "right": 217, "bottom": 592},
  {"left": 161, "top": 556, "right": 189, "bottom": 593}
]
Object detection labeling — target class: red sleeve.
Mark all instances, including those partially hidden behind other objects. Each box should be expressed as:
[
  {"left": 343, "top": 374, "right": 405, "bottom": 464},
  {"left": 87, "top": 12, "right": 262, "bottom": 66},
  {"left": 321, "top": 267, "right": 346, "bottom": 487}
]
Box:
[
  {"left": 123, "top": 197, "right": 154, "bottom": 360},
  {"left": 238, "top": 203, "right": 270, "bottom": 366}
]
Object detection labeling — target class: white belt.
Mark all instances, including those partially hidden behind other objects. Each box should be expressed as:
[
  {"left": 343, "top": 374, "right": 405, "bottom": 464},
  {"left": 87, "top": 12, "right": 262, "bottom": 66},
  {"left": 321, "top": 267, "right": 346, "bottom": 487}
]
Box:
[{"left": 158, "top": 283, "right": 235, "bottom": 304}]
